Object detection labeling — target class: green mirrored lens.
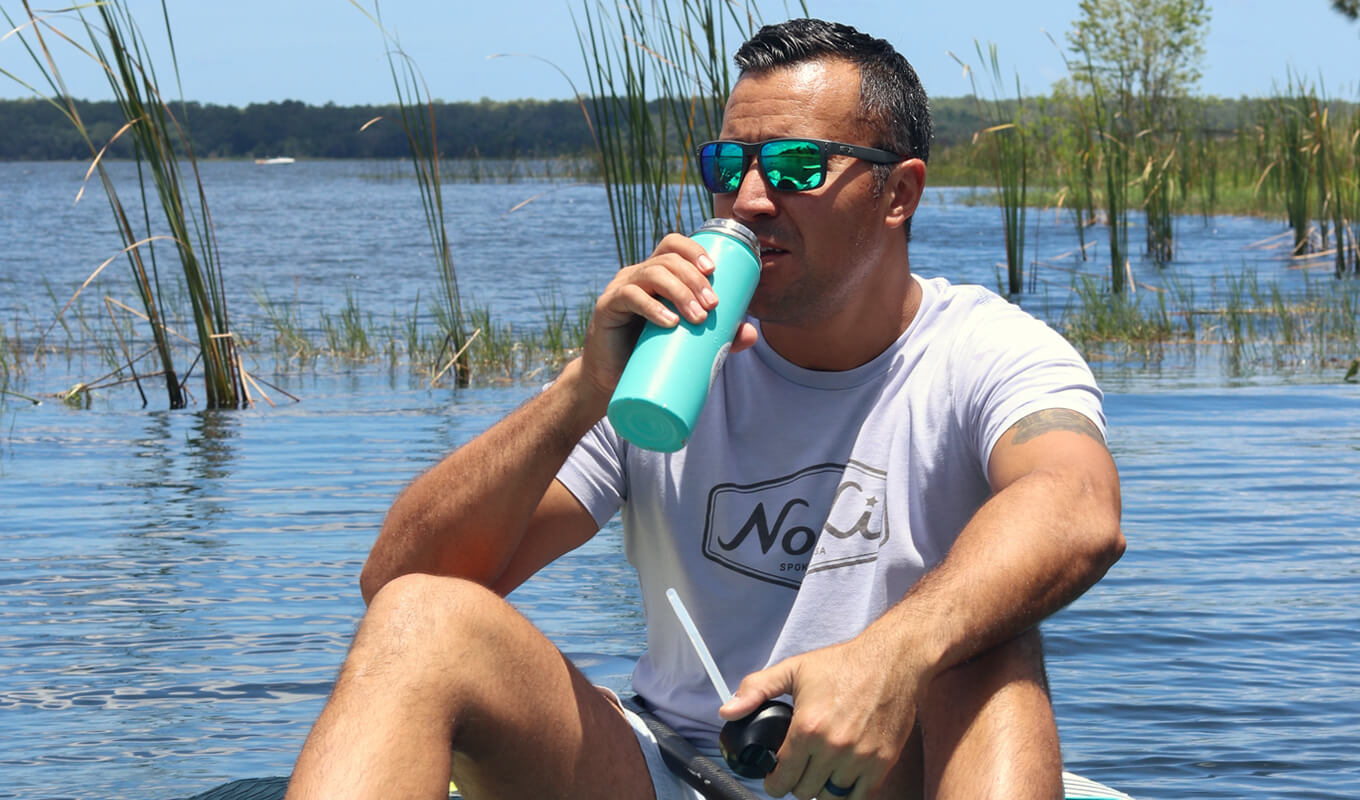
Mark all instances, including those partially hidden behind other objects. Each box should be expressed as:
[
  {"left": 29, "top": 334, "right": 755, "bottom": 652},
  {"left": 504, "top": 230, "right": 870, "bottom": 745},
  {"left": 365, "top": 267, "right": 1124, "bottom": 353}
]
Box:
[
  {"left": 704, "top": 143, "right": 746, "bottom": 192},
  {"left": 761, "top": 140, "right": 823, "bottom": 191}
]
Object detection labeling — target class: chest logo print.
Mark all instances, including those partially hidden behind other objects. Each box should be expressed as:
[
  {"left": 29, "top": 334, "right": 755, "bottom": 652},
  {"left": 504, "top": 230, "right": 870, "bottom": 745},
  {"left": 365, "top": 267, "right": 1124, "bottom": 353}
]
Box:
[{"left": 702, "top": 460, "right": 889, "bottom": 588}]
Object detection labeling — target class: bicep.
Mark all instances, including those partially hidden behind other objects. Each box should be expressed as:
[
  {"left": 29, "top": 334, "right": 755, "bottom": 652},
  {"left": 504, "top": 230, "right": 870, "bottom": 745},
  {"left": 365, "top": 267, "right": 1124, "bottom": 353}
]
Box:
[
  {"left": 987, "top": 408, "right": 1119, "bottom": 502},
  {"left": 489, "top": 478, "right": 603, "bottom": 596}
]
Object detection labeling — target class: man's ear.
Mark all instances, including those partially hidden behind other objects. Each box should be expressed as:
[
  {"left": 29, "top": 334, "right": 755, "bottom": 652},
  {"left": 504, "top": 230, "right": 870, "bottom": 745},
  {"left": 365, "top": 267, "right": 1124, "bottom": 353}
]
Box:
[{"left": 883, "top": 158, "right": 926, "bottom": 230}]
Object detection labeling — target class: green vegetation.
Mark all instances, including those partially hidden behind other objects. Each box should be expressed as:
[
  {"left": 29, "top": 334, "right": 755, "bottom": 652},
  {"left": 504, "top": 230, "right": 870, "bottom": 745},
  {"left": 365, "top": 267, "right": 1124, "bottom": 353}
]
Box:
[
  {"left": 957, "top": 42, "right": 1030, "bottom": 295},
  {"left": 354, "top": 0, "right": 473, "bottom": 385},
  {"left": 2, "top": 0, "right": 1356, "bottom": 410},
  {"left": 6, "top": 0, "right": 243, "bottom": 408},
  {"left": 576, "top": 0, "right": 738, "bottom": 266},
  {"left": 1062, "top": 268, "right": 1360, "bottom": 373},
  {"left": 1071, "top": 0, "right": 1211, "bottom": 267},
  {"left": 0, "top": 96, "right": 601, "bottom": 161}
]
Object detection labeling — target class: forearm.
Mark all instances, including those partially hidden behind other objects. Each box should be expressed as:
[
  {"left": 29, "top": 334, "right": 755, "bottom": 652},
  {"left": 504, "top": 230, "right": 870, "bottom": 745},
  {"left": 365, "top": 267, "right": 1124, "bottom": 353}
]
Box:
[
  {"left": 359, "top": 358, "right": 606, "bottom": 603},
  {"left": 867, "top": 467, "right": 1124, "bottom": 692}
]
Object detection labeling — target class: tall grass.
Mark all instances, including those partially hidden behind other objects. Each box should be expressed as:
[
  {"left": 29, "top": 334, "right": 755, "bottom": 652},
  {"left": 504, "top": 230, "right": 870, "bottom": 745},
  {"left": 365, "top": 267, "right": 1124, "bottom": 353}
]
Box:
[
  {"left": 1137, "top": 125, "right": 1179, "bottom": 265},
  {"left": 575, "top": 0, "right": 805, "bottom": 267},
  {"left": 245, "top": 290, "right": 590, "bottom": 382},
  {"left": 1072, "top": 39, "right": 1133, "bottom": 295},
  {"left": 351, "top": 1, "right": 471, "bottom": 386},
  {"left": 1248, "top": 77, "right": 1360, "bottom": 274},
  {"left": 4, "top": 0, "right": 243, "bottom": 408},
  {"left": 1264, "top": 79, "right": 1316, "bottom": 257},
  {"left": 957, "top": 42, "right": 1029, "bottom": 294},
  {"left": 1306, "top": 90, "right": 1358, "bottom": 277},
  {"left": 1063, "top": 266, "right": 1360, "bottom": 375}
]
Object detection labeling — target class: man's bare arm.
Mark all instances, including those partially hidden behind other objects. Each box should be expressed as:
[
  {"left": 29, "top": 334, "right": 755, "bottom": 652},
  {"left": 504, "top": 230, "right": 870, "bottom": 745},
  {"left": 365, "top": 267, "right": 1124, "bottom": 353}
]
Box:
[
  {"left": 724, "top": 407, "right": 1124, "bottom": 797},
  {"left": 896, "top": 407, "right": 1122, "bottom": 672},
  {"left": 360, "top": 359, "right": 605, "bottom": 603},
  {"left": 360, "top": 233, "right": 755, "bottom": 604}
]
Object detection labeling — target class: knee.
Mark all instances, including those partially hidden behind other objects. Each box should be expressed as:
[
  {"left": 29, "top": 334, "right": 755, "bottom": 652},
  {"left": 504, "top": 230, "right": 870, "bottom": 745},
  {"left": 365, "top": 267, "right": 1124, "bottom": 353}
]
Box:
[
  {"left": 349, "top": 574, "right": 504, "bottom": 671},
  {"left": 918, "top": 632, "right": 1062, "bottom": 798},
  {"left": 920, "top": 629, "right": 1055, "bottom": 738},
  {"left": 939, "top": 629, "right": 1049, "bottom": 698}
]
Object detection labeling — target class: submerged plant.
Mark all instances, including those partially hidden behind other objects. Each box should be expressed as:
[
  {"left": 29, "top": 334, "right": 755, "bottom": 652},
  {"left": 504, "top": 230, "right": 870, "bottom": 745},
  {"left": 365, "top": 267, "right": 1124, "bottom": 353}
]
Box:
[
  {"left": 4, "top": 1, "right": 243, "bottom": 408},
  {"left": 1082, "top": 53, "right": 1132, "bottom": 295},
  {"left": 575, "top": 0, "right": 805, "bottom": 268},
  {"left": 956, "top": 42, "right": 1029, "bottom": 295},
  {"left": 352, "top": 0, "right": 471, "bottom": 386}
]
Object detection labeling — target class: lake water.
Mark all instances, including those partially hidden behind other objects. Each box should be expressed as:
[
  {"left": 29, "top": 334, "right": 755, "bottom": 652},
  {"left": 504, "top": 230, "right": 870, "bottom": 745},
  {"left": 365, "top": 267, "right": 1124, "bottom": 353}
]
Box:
[{"left": 1, "top": 161, "right": 1358, "bottom": 799}]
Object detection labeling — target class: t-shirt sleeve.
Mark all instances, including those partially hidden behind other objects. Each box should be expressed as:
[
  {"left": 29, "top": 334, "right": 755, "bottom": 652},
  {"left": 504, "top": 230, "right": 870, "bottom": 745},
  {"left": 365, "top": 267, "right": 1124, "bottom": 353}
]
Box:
[
  {"left": 555, "top": 418, "right": 627, "bottom": 529},
  {"left": 952, "top": 295, "right": 1107, "bottom": 469}
]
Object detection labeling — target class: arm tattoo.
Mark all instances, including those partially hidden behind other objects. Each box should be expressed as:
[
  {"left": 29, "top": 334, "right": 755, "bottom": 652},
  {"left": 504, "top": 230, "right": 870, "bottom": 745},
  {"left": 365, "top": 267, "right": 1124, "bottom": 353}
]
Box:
[{"left": 1010, "top": 408, "right": 1106, "bottom": 447}]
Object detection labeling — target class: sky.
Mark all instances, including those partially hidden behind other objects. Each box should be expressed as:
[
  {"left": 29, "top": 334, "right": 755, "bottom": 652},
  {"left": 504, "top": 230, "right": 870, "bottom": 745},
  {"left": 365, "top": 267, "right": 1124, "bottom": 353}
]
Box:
[{"left": 2, "top": 1, "right": 1357, "bottom": 107}]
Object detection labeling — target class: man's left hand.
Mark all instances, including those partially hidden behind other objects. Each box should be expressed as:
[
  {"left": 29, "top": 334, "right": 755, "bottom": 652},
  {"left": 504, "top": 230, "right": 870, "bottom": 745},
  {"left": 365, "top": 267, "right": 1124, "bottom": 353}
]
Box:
[{"left": 720, "top": 635, "right": 922, "bottom": 800}]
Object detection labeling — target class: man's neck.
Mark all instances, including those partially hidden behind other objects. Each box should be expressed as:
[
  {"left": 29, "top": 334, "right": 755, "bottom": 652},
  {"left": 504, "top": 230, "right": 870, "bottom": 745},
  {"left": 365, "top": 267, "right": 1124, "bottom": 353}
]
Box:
[{"left": 760, "top": 269, "right": 922, "bottom": 372}]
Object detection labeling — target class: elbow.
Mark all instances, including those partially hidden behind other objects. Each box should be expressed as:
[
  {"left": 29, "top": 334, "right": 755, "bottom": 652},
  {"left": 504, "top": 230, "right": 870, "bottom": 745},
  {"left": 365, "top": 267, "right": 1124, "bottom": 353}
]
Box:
[
  {"left": 1087, "top": 481, "right": 1126, "bottom": 576},
  {"left": 1098, "top": 517, "right": 1126, "bottom": 574},
  {"left": 358, "top": 510, "right": 407, "bottom": 606},
  {"left": 358, "top": 561, "right": 383, "bottom": 607},
  {"left": 359, "top": 537, "right": 392, "bottom": 606}
]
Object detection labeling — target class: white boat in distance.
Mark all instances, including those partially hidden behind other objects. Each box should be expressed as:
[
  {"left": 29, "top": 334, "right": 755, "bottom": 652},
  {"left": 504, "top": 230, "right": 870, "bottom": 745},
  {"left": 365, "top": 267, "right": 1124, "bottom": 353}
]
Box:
[{"left": 253, "top": 156, "right": 295, "bottom": 165}]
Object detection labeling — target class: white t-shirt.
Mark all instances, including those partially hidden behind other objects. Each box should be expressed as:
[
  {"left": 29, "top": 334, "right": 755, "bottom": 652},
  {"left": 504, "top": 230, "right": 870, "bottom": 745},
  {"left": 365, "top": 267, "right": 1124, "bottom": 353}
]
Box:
[{"left": 556, "top": 275, "right": 1105, "bottom": 745}]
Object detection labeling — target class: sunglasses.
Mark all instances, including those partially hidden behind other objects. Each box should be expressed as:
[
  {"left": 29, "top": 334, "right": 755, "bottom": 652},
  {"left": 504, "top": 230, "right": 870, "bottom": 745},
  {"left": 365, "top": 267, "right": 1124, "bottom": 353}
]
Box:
[{"left": 696, "top": 138, "right": 904, "bottom": 194}]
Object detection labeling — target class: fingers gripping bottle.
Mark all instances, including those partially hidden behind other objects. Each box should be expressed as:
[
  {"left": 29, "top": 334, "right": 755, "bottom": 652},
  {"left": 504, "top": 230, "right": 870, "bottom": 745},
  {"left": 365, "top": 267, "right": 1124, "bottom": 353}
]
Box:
[{"left": 607, "top": 218, "right": 761, "bottom": 452}]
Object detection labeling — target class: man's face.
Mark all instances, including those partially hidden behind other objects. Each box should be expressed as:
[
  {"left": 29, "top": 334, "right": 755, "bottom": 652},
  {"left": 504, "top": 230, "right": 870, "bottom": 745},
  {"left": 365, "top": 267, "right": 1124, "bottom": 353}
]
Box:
[{"left": 712, "top": 58, "right": 902, "bottom": 329}]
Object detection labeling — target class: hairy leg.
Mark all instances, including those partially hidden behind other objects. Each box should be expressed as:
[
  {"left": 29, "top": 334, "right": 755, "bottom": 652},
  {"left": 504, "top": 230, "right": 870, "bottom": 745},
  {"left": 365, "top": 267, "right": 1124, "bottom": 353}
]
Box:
[
  {"left": 286, "top": 573, "right": 656, "bottom": 800},
  {"left": 917, "top": 629, "right": 1063, "bottom": 800}
]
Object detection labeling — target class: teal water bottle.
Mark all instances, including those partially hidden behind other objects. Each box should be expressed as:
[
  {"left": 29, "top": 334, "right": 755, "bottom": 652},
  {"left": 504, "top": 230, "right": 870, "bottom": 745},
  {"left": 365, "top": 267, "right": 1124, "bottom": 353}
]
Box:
[{"left": 607, "top": 218, "right": 761, "bottom": 452}]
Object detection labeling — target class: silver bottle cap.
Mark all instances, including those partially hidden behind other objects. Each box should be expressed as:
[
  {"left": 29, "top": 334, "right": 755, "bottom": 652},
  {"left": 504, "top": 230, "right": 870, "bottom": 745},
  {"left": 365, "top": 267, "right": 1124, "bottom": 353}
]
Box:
[{"left": 695, "top": 218, "right": 759, "bottom": 257}]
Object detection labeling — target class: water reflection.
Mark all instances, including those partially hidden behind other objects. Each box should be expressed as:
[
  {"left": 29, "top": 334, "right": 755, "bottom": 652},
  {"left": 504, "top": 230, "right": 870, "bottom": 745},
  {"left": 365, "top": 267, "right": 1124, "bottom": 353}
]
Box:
[{"left": 122, "top": 410, "right": 241, "bottom": 542}]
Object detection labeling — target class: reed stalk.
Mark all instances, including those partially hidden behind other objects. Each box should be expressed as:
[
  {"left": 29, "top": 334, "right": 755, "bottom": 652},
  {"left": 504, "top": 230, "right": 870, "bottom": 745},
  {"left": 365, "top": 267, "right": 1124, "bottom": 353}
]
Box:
[
  {"left": 575, "top": 0, "right": 803, "bottom": 267},
  {"left": 1043, "top": 33, "right": 1099, "bottom": 260},
  {"left": 1062, "top": 265, "right": 1360, "bottom": 371},
  {"left": 957, "top": 43, "right": 1029, "bottom": 295},
  {"left": 1305, "top": 91, "right": 1358, "bottom": 277},
  {"left": 320, "top": 291, "right": 374, "bottom": 360},
  {"left": 5, "top": 0, "right": 243, "bottom": 408},
  {"left": 1134, "top": 85, "right": 1186, "bottom": 266},
  {"left": 1192, "top": 117, "right": 1219, "bottom": 220},
  {"left": 1074, "top": 41, "right": 1132, "bottom": 295},
  {"left": 1262, "top": 79, "right": 1315, "bottom": 256},
  {"left": 1137, "top": 128, "right": 1178, "bottom": 264},
  {"left": 352, "top": 1, "right": 470, "bottom": 385}
]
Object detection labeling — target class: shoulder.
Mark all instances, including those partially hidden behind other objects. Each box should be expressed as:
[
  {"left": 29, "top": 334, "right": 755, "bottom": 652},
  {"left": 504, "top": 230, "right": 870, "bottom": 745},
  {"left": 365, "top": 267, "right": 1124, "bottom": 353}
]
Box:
[{"left": 913, "top": 276, "right": 1078, "bottom": 365}]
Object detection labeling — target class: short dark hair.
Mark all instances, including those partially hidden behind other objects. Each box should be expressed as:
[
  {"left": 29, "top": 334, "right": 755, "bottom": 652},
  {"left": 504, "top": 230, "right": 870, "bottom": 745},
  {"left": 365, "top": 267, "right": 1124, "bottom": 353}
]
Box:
[{"left": 734, "top": 18, "right": 932, "bottom": 241}]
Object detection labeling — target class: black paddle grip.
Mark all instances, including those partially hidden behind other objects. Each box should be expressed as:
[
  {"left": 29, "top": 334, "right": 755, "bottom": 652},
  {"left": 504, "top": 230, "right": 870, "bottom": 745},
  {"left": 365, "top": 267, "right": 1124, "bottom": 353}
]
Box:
[{"left": 718, "top": 699, "right": 793, "bottom": 779}]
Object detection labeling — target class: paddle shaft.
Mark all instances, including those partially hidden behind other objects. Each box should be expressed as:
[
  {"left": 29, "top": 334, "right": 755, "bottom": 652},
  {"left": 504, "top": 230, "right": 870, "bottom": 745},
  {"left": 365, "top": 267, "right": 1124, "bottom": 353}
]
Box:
[{"left": 624, "top": 697, "right": 761, "bottom": 800}]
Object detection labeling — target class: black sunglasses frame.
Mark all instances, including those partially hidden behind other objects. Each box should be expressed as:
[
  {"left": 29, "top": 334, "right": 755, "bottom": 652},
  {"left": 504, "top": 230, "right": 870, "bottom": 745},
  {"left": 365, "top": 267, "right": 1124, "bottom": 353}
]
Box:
[{"left": 695, "top": 138, "right": 905, "bottom": 194}]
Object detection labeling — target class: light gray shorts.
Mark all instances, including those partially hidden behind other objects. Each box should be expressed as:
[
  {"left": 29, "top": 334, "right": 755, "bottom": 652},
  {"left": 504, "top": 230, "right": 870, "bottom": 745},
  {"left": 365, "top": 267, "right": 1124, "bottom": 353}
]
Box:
[{"left": 605, "top": 689, "right": 785, "bottom": 800}]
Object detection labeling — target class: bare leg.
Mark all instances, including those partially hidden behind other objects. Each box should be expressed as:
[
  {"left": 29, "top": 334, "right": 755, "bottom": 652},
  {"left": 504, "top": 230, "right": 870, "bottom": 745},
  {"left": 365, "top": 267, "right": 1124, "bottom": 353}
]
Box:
[
  {"left": 285, "top": 573, "right": 656, "bottom": 800},
  {"left": 918, "top": 629, "right": 1063, "bottom": 800}
]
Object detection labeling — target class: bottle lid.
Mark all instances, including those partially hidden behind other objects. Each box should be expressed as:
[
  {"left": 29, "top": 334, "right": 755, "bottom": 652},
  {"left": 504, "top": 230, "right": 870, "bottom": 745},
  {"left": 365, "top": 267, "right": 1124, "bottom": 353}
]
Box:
[{"left": 695, "top": 218, "right": 759, "bottom": 258}]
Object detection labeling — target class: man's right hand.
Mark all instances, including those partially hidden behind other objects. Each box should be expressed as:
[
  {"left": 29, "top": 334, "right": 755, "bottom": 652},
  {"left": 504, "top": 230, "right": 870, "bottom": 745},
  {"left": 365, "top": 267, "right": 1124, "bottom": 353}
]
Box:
[{"left": 576, "top": 232, "right": 757, "bottom": 416}]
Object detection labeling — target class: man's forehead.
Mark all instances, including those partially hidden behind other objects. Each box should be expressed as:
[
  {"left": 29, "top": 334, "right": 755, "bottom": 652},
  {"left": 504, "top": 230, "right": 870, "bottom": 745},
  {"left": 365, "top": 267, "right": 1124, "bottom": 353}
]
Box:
[{"left": 720, "top": 59, "right": 863, "bottom": 139}]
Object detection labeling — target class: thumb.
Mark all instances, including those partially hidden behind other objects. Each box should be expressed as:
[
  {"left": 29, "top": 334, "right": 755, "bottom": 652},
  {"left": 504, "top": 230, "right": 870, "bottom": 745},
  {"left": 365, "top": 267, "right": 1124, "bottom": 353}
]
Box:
[
  {"left": 729, "top": 321, "right": 759, "bottom": 355},
  {"left": 719, "top": 660, "right": 794, "bottom": 720}
]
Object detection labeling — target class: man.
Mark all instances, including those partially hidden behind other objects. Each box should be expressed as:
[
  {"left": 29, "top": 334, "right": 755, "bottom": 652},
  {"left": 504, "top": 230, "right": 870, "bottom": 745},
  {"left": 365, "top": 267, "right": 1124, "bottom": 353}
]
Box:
[{"left": 287, "top": 18, "right": 1124, "bottom": 800}]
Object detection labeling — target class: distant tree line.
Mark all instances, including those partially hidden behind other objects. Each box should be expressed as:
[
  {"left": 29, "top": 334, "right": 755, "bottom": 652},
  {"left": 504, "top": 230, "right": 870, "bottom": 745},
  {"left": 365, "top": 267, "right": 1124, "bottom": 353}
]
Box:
[
  {"left": 0, "top": 97, "right": 599, "bottom": 160},
  {"left": 0, "top": 94, "right": 1334, "bottom": 162}
]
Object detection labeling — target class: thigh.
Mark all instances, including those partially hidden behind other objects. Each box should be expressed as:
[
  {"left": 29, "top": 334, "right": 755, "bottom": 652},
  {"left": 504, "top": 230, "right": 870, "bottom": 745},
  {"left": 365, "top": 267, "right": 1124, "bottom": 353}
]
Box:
[
  {"left": 916, "top": 629, "right": 1062, "bottom": 800},
  {"left": 362, "top": 574, "right": 658, "bottom": 800},
  {"left": 863, "top": 723, "right": 925, "bottom": 800}
]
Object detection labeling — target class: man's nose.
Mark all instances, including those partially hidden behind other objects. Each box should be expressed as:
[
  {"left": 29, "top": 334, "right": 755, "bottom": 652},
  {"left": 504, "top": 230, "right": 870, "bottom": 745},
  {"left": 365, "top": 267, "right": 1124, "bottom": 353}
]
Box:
[{"left": 730, "top": 159, "right": 777, "bottom": 218}]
